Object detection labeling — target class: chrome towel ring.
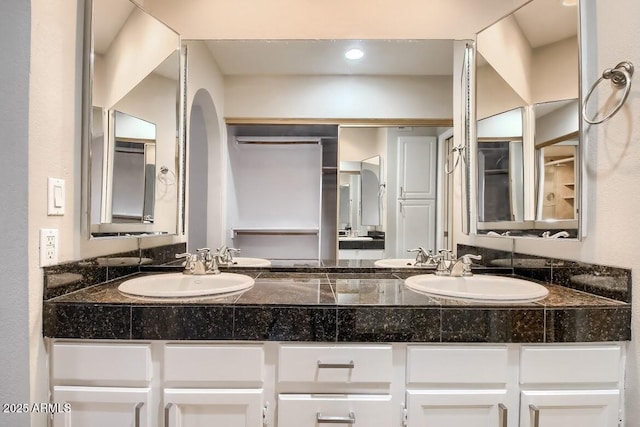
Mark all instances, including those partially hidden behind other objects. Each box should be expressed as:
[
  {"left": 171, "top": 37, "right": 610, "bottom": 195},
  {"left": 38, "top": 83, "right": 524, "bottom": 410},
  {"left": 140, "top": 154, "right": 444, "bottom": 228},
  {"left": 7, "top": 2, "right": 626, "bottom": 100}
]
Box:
[
  {"left": 582, "top": 61, "right": 634, "bottom": 125},
  {"left": 444, "top": 144, "right": 466, "bottom": 175}
]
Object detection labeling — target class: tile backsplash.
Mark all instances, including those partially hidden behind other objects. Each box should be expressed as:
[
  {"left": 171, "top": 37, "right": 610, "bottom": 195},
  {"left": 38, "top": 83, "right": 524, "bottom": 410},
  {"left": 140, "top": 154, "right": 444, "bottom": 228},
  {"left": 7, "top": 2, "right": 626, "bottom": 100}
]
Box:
[
  {"left": 457, "top": 244, "right": 632, "bottom": 303},
  {"left": 43, "top": 243, "right": 186, "bottom": 299}
]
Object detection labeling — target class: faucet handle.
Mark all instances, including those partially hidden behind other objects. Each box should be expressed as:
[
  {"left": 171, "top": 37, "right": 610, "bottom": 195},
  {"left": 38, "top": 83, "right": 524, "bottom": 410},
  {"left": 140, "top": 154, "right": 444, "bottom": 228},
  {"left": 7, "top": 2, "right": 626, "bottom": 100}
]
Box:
[
  {"left": 438, "top": 249, "right": 454, "bottom": 260},
  {"left": 459, "top": 254, "right": 482, "bottom": 263},
  {"left": 458, "top": 254, "right": 482, "bottom": 276}
]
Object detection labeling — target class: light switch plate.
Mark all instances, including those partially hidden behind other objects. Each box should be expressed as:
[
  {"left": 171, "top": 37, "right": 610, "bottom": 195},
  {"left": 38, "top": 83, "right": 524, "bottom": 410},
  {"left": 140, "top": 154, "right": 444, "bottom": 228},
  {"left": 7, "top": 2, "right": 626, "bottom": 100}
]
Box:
[
  {"left": 40, "top": 228, "right": 59, "bottom": 267},
  {"left": 47, "top": 177, "right": 65, "bottom": 215}
]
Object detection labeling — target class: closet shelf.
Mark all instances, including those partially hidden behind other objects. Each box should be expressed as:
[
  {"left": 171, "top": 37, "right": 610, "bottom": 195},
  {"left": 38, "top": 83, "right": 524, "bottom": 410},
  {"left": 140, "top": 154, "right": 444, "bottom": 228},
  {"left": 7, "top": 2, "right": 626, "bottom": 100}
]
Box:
[
  {"left": 232, "top": 227, "right": 319, "bottom": 236},
  {"left": 235, "top": 136, "right": 321, "bottom": 145},
  {"left": 545, "top": 157, "right": 575, "bottom": 167}
]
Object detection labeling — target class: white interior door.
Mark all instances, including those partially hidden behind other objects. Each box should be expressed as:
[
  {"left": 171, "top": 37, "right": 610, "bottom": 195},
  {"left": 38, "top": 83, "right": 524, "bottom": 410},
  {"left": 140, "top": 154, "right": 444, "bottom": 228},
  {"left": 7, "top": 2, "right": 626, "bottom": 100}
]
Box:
[{"left": 398, "top": 136, "right": 437, "bottom": 199}]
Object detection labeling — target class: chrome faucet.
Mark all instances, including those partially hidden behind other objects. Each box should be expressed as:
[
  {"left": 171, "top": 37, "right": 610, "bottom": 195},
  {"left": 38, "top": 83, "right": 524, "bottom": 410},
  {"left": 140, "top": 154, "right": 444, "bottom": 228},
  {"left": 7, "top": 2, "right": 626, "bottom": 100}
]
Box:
[
  {"left": 433, "top": 249, "right": 482, "bottom": 277},
  {"left": 175, "top": 248, "right": 220, "bottom": 275},
  {"left": 449, "top": 254, "right": 483, "bottom": 277},
  {"left": 541, "top": 230, "right": 570, "bottom": 239},
  {"left": 407, "top": 247, "right": 437, "bottom": 266},
  {"left": 217, "top": 245, "right": 241, "bottom": 265}
]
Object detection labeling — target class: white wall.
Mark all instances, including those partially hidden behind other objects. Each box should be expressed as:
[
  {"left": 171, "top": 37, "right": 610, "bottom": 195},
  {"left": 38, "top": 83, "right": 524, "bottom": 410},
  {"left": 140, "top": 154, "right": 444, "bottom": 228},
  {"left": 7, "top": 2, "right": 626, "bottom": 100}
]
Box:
[
  {"left": 477, "top": 14, "right": 533, "bottom": 104},
  {"left": 224, "top": 75, "right": 453, "bottom": 120},
  {"left": 183, "top": 41, "right": 227, "bottom": 250},
  {"left": 99, "top": 7, "right": 178, "bottom": 109},
  {"left": 1, "top": 1, "right": 30, "bottom": 426},
  {"left": 532, "top": 36, "right": 579, "bottom": 104},
  {"left": 27, "top": 1, "right": 187, "bottom": 425}
]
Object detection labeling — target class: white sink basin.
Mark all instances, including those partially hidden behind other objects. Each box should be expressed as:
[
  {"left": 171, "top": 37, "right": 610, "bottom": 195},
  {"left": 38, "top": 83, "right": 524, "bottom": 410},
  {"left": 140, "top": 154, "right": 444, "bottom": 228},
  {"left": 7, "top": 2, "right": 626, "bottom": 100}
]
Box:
[
  {"left": 224, "top": 257, "right": 271, "bottom": 267},
  {"left": 118, "top": 272, "right": 254, "bottom": 298},
  {"left": 339, "top": 236, "right": 374, "bottom": 241},
  {"left": 374, "top": 258, "right": 435, "bottom": 268},
  {"left": 405, "top": 274, "right": 549, "bottom": 302}
]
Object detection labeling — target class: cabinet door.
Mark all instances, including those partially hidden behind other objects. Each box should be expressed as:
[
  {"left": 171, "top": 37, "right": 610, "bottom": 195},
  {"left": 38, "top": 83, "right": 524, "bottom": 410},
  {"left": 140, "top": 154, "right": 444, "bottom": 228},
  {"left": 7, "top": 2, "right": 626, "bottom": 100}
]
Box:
[
  {"left": 278, "top": 394, "right": 392, "bottom": 427},
  {"left": 164, "top": 388, "right": 264, "bottom": 427},
  {"left": 52, "top": 386, "right": 152, "bottom": 427},
  {"left": 520, "top": 390, "right": 621, "bottom": 427},
  {"left": 398, "top": 136, "right": 437, "bottom": 199},
  {"left": 398, "top": 199, "right": 436, "bottom": 255},
  {"left": 406, "top": 389, "right": 508, "bottom": 427}
]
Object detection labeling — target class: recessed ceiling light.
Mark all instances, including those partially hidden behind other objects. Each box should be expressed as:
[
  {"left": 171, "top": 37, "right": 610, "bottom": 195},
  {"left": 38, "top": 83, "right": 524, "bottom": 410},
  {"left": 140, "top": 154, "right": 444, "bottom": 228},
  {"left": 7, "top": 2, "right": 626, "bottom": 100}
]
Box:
[
  {"left": 562, "top": 0, "right": 577, "bottom": 6},
  {"left": 345, "top": 48, "right": 364, "bottom": 60}
]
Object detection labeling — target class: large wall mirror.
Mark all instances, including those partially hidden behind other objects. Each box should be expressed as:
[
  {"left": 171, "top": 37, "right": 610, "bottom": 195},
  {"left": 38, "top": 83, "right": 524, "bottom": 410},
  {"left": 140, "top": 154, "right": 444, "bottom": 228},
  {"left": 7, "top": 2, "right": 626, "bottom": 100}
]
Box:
[
  {"left": 474, "top": 0, "right": 582, "bottom": 239},
  {"left": 82, "top": 0, "right": 184, "bottom": 238}
]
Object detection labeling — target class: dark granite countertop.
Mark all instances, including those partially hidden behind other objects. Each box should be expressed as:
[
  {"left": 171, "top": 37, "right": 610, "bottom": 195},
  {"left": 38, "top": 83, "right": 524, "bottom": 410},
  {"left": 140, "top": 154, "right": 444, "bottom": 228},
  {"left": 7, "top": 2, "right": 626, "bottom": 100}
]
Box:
[{"left": 43, "top": 271, "right": 630, "bottom": 343}]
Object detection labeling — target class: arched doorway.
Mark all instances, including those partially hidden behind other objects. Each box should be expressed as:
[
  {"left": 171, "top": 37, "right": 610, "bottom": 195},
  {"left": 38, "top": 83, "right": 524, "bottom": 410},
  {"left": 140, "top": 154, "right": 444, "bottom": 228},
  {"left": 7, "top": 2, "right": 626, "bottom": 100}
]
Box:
[{"left": 188, "top": 89, "right": 222, "bottom": 251}]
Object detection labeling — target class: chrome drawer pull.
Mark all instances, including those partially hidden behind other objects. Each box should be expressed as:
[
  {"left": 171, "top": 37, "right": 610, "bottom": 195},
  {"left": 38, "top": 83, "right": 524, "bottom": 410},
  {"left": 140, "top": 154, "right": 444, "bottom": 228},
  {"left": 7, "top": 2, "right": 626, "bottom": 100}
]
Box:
[
  {"left": 317, "top": 360, "right": 355, "bottom": 369},
  {"left": 317, "top": 412, "right": 356, "bottom": 424},
  {"left": 529, "top": 404, "right": 540, "bottom": 427},
  {"left": 134, "top": 402, "right": 144, "bottom": 427},
  {"left": 498, "top": 403, "right": 507, "bottom": 427},
  {"left": 164, "top": 403, "right": 174, "bottom": 427}
]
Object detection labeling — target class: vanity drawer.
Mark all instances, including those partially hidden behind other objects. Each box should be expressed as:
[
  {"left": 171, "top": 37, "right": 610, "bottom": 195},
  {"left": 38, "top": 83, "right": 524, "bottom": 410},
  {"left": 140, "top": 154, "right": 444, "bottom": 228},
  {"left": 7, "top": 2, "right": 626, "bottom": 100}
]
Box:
[
  {"left": 278, "top": 345, "right": 392, "bottom": 384},
  {"left": 164, "top": 344, "right": 264, "bottom": 385},
  {"left": 278, "top": 394, "right": 393, "bottom": 427},
  {"left": 407, "top": 345, "right": 509, "bottom": 385},
  {"left": 51, "top": 342, "right": 152, "bottom": 384},
  {"left": 520, "top": 345, "right": 622, "bottom": 385}
]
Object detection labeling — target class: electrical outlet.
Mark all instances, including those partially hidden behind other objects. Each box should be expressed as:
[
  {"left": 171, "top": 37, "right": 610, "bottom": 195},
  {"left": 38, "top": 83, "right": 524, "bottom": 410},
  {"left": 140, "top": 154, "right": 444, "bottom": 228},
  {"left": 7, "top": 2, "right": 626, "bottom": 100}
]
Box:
[{"left": 40, "top": 228, "right": 59, "bottom": 267}]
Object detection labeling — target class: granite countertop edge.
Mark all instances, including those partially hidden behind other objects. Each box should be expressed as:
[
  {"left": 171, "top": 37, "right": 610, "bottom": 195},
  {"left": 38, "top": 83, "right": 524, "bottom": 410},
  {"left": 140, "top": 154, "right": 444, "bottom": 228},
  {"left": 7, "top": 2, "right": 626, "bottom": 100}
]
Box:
[{"left": 43, "top": 271, "right": 632, "bottom": 343}]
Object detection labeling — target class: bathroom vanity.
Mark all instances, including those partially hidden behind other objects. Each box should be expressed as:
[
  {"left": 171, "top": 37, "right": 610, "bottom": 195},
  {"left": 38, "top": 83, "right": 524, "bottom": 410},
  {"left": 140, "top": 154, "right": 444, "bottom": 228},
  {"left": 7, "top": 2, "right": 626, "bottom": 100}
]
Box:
[{"left": 44, "top": 265, "right": 630, "bottom": 427}]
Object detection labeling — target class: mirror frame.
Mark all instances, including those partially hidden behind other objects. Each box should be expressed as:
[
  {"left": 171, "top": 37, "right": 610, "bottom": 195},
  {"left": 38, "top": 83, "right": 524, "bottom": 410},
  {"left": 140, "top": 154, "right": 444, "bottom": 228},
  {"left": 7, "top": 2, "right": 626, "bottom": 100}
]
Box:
[
  {"left": 471, "top": 0, "right": 585, "bottom": 240},
  {"left": 81, "top": 0, "right": 186, "bottom": 239}
]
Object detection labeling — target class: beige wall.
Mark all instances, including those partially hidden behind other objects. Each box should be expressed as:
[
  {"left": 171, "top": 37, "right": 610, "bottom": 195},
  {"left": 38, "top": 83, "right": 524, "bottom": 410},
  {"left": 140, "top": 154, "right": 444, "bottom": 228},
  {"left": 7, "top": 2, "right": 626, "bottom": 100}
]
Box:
[
  {"left": 339, "top": 127, "right": 384, "bottom": 162},
  {"left": 145, "top": 0, "right": 526, "bottom": 40}
]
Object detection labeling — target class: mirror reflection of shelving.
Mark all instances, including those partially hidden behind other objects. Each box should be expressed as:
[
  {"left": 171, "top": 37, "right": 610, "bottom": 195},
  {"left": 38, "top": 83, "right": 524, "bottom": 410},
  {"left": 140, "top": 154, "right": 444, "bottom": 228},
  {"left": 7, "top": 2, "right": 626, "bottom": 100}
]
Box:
[
  {"left": 539, "top": 145, "right": 576, "bottom": 220},
  {"left": 226, "top": 124, "right": 338, "bottom": 261}
]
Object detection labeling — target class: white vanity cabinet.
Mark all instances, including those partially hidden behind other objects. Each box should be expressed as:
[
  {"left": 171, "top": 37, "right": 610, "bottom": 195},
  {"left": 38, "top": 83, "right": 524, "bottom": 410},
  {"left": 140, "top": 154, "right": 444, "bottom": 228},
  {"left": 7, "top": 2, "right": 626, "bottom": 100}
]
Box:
[
  {"left": 163, "top": 344, "right": 267, "bottom": 427},
  {"left": 276, "top": 344, "right": 394, "bottom": 426},
  {"left": 49, "top": 341, "right": 268, "bottom": 427},
  {"left": 50, "top": 342, "right": 154, "bottom": 427},
  {"left": 405, "top": 345, "right": 516, "bottom": 427},
  {"left": 518, "top": 345, "right": 624, "bottom": 427},
  {"left": 403, "top": 344, "right": 625, "bottom": 427},
  {"left": 48, "top": 341, "right": 625, "bottom": 427}
]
